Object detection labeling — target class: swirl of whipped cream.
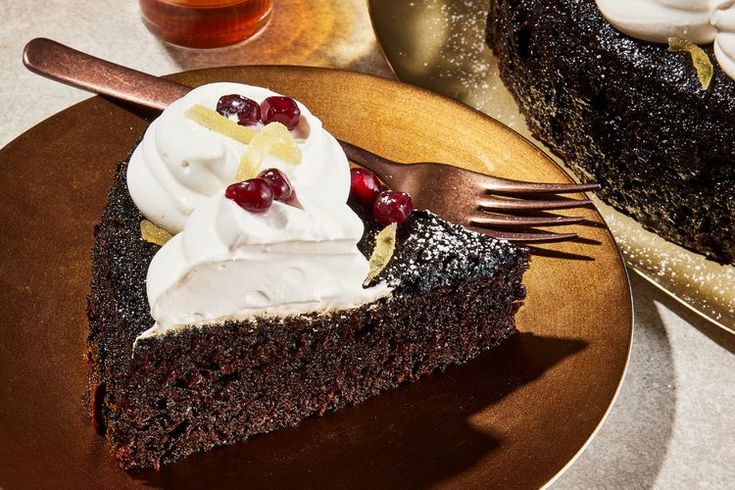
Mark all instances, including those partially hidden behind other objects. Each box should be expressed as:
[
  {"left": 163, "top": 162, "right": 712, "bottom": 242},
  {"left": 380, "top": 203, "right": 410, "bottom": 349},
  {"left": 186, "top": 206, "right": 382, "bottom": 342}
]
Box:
[
  {"left": 137, "top": 192, "right": 390, "bottom": 339},
  {"left": 128, "top": 82, "right": 391, "bottom": 340},
  {"left": 596, "top": 0, "right": 735, "bottom": 81},
  {"left": 127, "top": 82, "right": 348, "bottom": 233}
]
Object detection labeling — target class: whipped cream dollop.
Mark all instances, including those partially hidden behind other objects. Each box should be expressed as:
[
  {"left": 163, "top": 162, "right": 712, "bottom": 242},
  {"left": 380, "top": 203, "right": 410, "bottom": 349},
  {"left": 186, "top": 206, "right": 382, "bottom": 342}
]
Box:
[
  {"left": 596, "top": 0, "right": 735, "bottom": 81},
  {"left": 128, "top": 83, "right": 390, "bottom": 339},
  {"left": 128, "top": 82, "right": 348, "bottom": 234},
  {"left": 138, "top": 193, "right": 390, "bottom": 338}
]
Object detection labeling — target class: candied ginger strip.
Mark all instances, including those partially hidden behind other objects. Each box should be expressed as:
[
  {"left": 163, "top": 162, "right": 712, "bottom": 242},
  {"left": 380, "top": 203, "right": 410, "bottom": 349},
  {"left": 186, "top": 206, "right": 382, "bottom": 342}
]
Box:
[
  {"left": 364, "top": 222, "right": 397, "bottom": 285},
  {"left": 140, "top": 219, "right": 173, "bottom": 246},
  {"left": 185, "top": 105, "right": 257, "bottom": 144},
  {"left": 236, "top": 122, "right": 302, "bottom": 180}
]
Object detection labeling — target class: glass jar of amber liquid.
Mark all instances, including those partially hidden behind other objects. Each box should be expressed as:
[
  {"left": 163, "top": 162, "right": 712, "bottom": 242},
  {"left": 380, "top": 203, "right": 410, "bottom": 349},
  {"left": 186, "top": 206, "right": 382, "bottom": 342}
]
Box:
[{"left": 139, "top": 0, "right": 273, "bottom": 49}]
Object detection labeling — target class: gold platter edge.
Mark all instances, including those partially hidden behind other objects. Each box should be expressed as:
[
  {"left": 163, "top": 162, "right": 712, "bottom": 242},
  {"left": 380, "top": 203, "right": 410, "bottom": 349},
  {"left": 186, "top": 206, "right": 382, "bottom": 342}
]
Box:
[{"left": 366, "top": 0, "right": 735, "bottom": 333}]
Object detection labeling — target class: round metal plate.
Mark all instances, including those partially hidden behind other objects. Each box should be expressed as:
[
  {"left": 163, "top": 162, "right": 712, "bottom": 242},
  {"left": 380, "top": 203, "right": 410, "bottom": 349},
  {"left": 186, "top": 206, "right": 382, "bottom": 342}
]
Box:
[{"left": 0, "top": 66, "right": 631, "bottom": 489}]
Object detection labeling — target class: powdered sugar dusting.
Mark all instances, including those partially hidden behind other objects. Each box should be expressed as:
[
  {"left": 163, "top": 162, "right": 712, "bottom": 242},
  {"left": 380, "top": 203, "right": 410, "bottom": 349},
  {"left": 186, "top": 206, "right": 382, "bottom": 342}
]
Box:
[
  {"left": 362, "top": 210, "right": 527, "bottom": 296},
  {"left": 601, "top": 198, "right": 735, "bottom": 330},
  {"left": 401, "top": 0, "right": 532, "bottom": 137}
]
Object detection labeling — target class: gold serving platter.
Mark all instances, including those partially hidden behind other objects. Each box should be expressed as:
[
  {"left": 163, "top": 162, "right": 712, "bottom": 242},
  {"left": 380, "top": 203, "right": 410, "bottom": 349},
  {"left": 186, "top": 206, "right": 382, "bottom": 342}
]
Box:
[{"left": 367, "top": 0, "right": 735, "bottom": 333}]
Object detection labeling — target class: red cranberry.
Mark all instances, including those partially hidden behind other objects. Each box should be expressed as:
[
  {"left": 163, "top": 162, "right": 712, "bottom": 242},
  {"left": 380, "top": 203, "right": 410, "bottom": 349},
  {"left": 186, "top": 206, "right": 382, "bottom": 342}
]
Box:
[
  {"left": 260, "top": 96, "right": 301, "bottom": 130},
  {"left": 350, "top": 168, "right": 383, "bottom": 207},
  {"left": 216, "top": 94, "right": 260, "bottom": 126},
  {"left": 258, "top": 168, "right": 294, "bottom": 202},
  {"left": 373, "top": 191, "right": 413, "bottom": 225},
  {"left": 225, "top": 178, "right": 273, "bottom": 213}
]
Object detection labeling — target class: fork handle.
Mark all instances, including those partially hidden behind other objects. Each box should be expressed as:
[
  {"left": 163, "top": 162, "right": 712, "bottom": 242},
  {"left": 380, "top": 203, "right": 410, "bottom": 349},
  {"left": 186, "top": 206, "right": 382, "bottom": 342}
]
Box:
[{"left": 23, "top": 38, "right": 189, "bottom": 110}]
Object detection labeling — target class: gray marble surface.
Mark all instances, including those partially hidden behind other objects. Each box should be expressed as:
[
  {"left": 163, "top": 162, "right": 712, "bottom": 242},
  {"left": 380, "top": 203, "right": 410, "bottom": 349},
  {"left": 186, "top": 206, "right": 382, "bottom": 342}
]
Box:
[{"left": 1, "top": 1, "right": 733, "bottom": 488}]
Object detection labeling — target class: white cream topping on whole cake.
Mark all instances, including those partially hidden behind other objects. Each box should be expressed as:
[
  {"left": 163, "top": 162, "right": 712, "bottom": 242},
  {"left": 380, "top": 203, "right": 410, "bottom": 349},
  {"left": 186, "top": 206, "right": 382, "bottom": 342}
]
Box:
[
  {"left": 127, "top": 83, "right": 390, "bottom": 340},
  {"left": 596, "top": 0, "right": 735, "bottom": 81}
]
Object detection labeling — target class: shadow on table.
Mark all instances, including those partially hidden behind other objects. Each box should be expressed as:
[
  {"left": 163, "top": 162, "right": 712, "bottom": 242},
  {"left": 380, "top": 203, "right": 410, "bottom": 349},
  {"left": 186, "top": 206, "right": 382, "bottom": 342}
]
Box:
[
  {"left": 135, "top": 333, "right": 585, "bottom": 489},
  {"left": 554, "top": 272, "right": 677, "bottom": 489}
]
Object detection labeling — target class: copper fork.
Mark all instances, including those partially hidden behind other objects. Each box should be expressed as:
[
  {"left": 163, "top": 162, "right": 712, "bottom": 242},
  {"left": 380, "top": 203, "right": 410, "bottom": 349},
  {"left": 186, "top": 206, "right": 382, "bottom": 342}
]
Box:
[
  {"left": 23, "top": 38, "right": 599, "bottom": 242},
  {"left": 341, "top": 141, "right": 598, "bottom": 242}
]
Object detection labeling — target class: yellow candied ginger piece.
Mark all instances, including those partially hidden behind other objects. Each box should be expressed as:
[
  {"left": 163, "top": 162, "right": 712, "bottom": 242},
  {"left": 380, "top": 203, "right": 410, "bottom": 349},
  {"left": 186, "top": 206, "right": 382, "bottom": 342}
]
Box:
[
  {"left": 236, "top": 150, "right": 261, "bottom": 181},
  {"left": 269, "top": 141, "right": 302, "bottom": 165},
  {"left": 364, "top": 222, "right": 397, "bottom": 285},
  {"left": 140, "top": 219, "right": 173, "bottom": 246},
  {"left": 236, "top": 122, "right": 302, "bottom": 181},
  {"left": 184, "top": 104, "right": 257, "bottom": 145},
  {"left": 249, "top": 122, "right": 302, "bottom": 164},
  {"left": 668, "top": 38, "right": 714, "bottom": 90}
]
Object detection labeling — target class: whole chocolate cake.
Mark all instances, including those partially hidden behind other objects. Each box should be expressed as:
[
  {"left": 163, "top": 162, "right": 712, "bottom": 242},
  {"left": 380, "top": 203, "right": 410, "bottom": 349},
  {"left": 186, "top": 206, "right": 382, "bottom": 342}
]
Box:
[
  {"left": 86, "top": 82, "right": 529, "bottom": 470},
  {"left": 486, "top": 0, "right": 735, "bottom": 264}
]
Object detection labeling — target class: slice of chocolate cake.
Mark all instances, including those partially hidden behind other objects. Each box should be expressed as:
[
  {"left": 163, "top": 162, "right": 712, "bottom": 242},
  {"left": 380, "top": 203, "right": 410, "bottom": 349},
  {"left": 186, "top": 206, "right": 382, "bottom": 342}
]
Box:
[
  {"left": 87, "top": 162, "right": 528, "bottom": 470},
  {"left": 486, "top": 0, "right": 735, "bottom": 264},
  {"left": 86, "top": 82, "right": 529, "bottom": 470}
]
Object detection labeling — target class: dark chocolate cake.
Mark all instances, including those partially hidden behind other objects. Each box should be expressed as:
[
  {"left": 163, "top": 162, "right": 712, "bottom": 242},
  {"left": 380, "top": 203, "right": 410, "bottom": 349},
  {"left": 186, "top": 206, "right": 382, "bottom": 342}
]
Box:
[
  {"left": 87, "top": 160, "right": 529, "bottom": 470},
  {"left": 486, "top": 0, "right": 735, "bottom": 264}
]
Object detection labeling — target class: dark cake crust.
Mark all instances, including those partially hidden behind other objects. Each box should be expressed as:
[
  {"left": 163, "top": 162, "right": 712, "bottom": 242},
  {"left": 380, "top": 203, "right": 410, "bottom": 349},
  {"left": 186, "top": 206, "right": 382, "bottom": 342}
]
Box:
[
  {"left": 87, "top": 161, "right": 529, "bottom": 470},
  {"left": 486, "top": 0, "right": 735, "bottom": 264}
]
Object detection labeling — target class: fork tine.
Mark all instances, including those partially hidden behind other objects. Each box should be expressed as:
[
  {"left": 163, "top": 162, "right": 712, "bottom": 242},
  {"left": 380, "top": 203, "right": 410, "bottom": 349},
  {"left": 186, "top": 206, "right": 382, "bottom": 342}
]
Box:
[
  {"left": 484, "top": 175, "right": 600, "bottom": 194},
  {"left": 470, "top": 213, "right": 585, "bottom": 227},
  {"left": 478, "top": 195, "right": 593, "bottom": 211},
  {"left": 470, "top": 227, "right": 579, "bottom": 243}
]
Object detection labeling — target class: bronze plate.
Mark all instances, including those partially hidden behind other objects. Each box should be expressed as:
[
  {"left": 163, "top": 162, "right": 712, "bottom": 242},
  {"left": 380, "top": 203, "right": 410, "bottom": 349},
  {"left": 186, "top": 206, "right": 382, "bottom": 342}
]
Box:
[
  {"left": 0, "top": 66, "right": 631, "bottom": 489},
  {"left": 367, "top": 0, "right": 735, "bottom": 334}
]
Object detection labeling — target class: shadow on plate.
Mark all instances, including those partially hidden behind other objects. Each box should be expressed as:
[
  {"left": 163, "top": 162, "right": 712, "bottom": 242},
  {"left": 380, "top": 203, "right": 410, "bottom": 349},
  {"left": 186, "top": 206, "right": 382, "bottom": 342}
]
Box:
[
  {"left": 525, "top": 245, "right": 596, "bottom": 262},
  {"left": 134, "top": 332, "right": 586, "bottom": 489}
]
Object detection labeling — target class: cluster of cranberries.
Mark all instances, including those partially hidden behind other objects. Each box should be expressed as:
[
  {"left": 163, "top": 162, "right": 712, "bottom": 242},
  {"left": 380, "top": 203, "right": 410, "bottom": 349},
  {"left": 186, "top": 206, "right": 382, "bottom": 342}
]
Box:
[
  {"left": 225, "top": 168, "right": 294, "bottom": 213},
  {"left": 216, "top": 94, "right": 301, "bottom": 130},
  {"left": 217, "top": 93, "right": 412, "bottom": 224},
  {"left": 350, "top": 168, "right": 413, "bottom": 225}
]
